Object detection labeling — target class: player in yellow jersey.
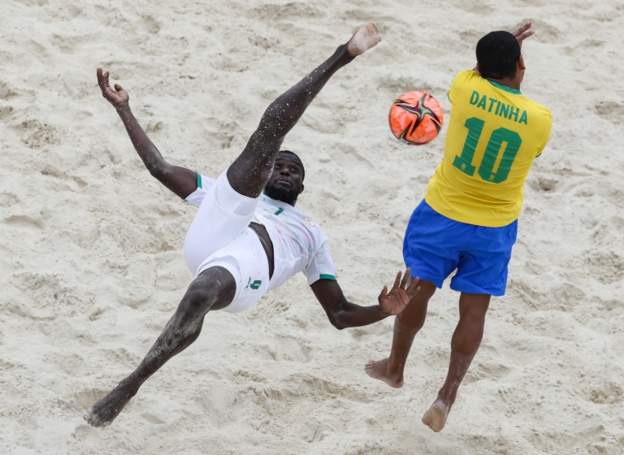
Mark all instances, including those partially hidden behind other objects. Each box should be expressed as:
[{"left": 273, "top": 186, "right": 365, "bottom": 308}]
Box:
[{"left": 366, "top": 23, "right": 552, "bottom": 432}]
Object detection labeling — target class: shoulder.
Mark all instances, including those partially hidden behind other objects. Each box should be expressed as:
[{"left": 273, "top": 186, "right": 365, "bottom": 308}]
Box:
[
  {"left": 306, "top": 218, "right": 329, "bottom": 250},
  {"left": 524, "top": 97, "right": 553, "bottom": 130},
  {"left": 308, "top": 218, "right": 326, "bottom": 238},
  {"left": 451, "top": 69, "right": 482, "bottom": 89},
  {"left": 449, "top": 70, "right": 484, "bottom": 103}
]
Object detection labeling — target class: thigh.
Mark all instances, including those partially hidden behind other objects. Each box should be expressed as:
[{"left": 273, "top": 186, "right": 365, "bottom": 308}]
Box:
[
  {"left": 403, "top": 200, "right": 462, "bottom": 288},
  {"left": 450, "top": 222, "right": 517, "bottom": 297},
  {"left": 450, "top": 250, "right": 512, "bottom": 297},
  {"left": 184, "top": 172, "right": 259, "bottom": 275},
  {"left": 195, "top": 229, "right": 271, "bottom": 314}
]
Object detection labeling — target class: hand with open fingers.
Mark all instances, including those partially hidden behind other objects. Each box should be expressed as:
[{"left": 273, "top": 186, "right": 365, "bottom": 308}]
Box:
[
  {"left": 97, "top": 68, "right": 129, "bottom": 110},
  {"left": 378, "top": 269, "right": 421, "bottom": 316},
  {"left": 513, "top": 22, "right": 534, "bottom": 47}
]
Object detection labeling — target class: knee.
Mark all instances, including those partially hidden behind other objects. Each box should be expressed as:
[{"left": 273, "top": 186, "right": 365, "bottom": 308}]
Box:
[
  {"left": 460, "top": 303, "right": 489, "bottom": 326},
  {"left": 182, "top": 267, "right": 236, "bottom": 315}
]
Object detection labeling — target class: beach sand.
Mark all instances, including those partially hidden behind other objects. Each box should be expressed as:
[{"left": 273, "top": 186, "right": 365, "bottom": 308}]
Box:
[{"left": 1, "top": 0, "right": 623, "bottom": 453}]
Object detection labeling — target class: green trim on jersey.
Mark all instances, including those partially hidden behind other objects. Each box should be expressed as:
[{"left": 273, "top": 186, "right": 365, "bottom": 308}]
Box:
[
  {"left": 487, "top": 79, "right": 522, "bottom": 95},
  {"left": 196, "top": 173, "right": 203, "bottom": 189},
  {"left": 319, "top": 274, "right": 337, "bottom": 281}
]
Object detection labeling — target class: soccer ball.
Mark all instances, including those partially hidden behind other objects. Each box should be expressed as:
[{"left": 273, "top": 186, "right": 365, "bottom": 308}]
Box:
[{"left": 389, "top": 91, "right": 444, "bottom": 145}]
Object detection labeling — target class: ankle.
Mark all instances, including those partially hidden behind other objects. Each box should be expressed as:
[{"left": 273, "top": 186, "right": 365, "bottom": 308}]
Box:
[
  {"left": 437, "top": 387, "right": 457, "bottom": 406},
  {"left": 338, "top": 43, "right": 357, "bottom": 62},
  {"left": 119, "top": 377, "right": 140, "bottom": 396},
  {"left": 386, "top": 360, "right": 405, "bottom": 378}
]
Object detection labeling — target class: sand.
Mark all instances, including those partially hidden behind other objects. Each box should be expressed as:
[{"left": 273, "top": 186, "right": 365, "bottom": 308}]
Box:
[{"left": 1, "top": 0, "right": 623, "bottom": 453}]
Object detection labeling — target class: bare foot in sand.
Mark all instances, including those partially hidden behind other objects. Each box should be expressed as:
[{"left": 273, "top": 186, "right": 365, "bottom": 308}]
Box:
[
  {"left": 422, "top": 399, "right": 451, "bottom": 432},
  {"left": 365, "top": 358, "right": 404, "bottom": 388},
  {"left": 85, "top": 381, "right": 137, "bottom": 427},
  {"left": 347, "top": 23, "right": 381, "bottom": 56}
]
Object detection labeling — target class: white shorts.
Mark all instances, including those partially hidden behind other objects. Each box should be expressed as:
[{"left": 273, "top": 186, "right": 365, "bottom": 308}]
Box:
[{"left": 184, "top": 173, "right": 270, "bottom": 313}]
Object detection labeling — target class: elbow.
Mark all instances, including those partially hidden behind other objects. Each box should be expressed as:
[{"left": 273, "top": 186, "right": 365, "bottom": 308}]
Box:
[
  {"left": 147, "top": 161, "right": 169, "bottom": 180},
  {"left": 328, "top": 313, "right": 346, "bottom": 330}
]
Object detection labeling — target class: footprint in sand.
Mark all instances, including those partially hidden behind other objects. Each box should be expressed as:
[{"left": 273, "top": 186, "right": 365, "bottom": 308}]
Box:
[
  {"left": 69, "top": 388, "right": 110, "bottom": 413},
  {"left": 529, "top": 176, "right": 559, "bottom": 193},
  {"left": 464, "top": 360, "right": 511, "bottom": 384},
  {"left": 0, "top": 81, "right": 18, "bottom": 99},
  {"left": 40, "top": 165, "right": 88, "bottom": 189},
  {"left": 594, "top": 101, "right": 624, "bottom": 124},
  {"left": 248, "top": 2, "right": 324, "bottom": 21},
  {"left": 0, "top": 81, "right": 18, "bottom": 120},
  {"left": 0, "top": 359, "right": 16, "bottom": 370},
  {"left": 141, "top": 412, "right": 166, "bottom": 424},
  {"left": 587, "top": 382, "right": 623, "bottom": 405},
  {"left": 247, "top": 34, "right": 280, "bottom": 50},
  {"left": 585, "top": 251, "right": 624, "bottom": 284},
  {"left": 459, "top": 29, "right": 483, "bottom": 44},
  {"left": 376, "top": 75, "right": 440, "bottom": 98},
  {"left": 526, "top": 18, "right": 562, "bottom": 42},
  {"left": 448, "top": 0, "right": 495, "bottom": 15},
  {"left": 140, "top": 15, "right": 161, "bottom": 34},
  {"left": 13, "top": 118, "right": 60, "bottom": 149},
  {"left": 3, "top": 214, "right": 44, "bottom": 230}
]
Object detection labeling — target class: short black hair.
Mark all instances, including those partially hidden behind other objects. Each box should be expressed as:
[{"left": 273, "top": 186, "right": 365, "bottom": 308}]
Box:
[
  {"left": 278, "top": 150, "right": 305, "bottom": 180},
  {"left": 476, "top": 31, "right": 520, "bottom": 79}
]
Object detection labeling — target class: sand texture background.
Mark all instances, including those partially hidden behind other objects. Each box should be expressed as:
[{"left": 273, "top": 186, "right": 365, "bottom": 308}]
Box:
[{"left": 1, "top": 0, "right": 623, "bottom": 454}]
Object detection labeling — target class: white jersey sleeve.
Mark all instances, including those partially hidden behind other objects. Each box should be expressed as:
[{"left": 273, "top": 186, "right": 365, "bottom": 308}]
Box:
[
  {"left": 303, "top": 239, "right": 337, "bottom": 285},
  {"left": 185, "top": 174, "right": 216, "bottom": 207}
]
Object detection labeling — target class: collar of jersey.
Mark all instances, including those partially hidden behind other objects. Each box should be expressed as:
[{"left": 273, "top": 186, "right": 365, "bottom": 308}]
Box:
[
  {"left": 263, "top": 194, "right": 297, "bottom": 212},
  {"left": 487, "top": 79, "right": 522, "bottom": 95}
]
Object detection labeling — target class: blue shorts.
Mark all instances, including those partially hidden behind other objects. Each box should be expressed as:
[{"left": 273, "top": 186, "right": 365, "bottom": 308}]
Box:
[{"left": 403, "top": 200, "right": 518, "bottom": 296}]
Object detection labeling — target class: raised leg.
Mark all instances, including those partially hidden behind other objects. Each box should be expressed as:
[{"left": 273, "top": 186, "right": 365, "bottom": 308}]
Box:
[
  {"left": 366, "top": 280, "right": 436, "bottom": 387},
  {"left": 86, "top": 266, "right": 236, "bottom": 427},
  {"left": 422, "top": 293, "right": 490, "bottom": 432},
  {"left": 227, "top": 23, "right": 380, "bottom": 197}
]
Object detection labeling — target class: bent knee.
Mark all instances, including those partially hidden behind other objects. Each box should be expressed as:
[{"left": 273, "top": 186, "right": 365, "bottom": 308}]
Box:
[{"left": 184, "top": 267, "right": 236, "bottom": 312}]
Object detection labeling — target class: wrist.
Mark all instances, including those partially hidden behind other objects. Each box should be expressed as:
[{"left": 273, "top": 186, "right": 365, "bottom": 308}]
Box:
[
  {"left": 115, "top": 103, "right": 131, "bottom": 115},
  {"left": 377, "top": 303, "right": 391, "bottom": 317}
]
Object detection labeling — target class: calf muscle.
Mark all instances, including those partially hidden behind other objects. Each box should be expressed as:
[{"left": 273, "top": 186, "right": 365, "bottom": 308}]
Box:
[{"left": 86, "top": 267, "right": 235, "bottom": 427}]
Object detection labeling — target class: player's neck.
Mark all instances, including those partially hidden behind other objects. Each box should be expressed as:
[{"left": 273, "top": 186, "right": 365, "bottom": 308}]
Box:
[
  {"left": 490, "top": 77, "right": 521, "bottom": 90},
  {"left": 263, "top": 190, "right": 298, "bottom": 206}
]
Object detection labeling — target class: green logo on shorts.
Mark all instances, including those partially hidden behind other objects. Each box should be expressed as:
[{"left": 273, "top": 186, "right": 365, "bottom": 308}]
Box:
[{"left": 247, "top": 278, "right": 262, "bottom": 290}]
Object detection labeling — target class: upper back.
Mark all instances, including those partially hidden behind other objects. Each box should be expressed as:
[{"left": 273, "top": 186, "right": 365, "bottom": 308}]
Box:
[{"left": 425, "top": 70, "right": 552, "bottom": 226}]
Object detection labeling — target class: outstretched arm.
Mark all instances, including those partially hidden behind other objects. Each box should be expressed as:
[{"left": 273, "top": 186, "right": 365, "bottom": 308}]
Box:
[
  {"left": 311, "top": 270, "right": 419, "bottom": 330},
  {"left": 96, "top": 68, "right": 196, "bottom": 199}
]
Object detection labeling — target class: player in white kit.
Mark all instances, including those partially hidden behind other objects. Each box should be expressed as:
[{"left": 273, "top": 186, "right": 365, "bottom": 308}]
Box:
[{"left": 87, "top": 24, "right": 419, "bottom": 427}]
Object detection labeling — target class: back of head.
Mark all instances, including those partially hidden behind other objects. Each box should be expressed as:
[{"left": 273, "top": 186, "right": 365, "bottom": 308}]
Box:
[{"left": 476, "top": 31, "right": 520, "bottom": 80}]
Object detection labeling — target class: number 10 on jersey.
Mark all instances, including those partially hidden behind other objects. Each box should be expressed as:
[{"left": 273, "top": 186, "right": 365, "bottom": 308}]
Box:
[{"left": 452, "top": 117, "right": 522, "bottom": 184}]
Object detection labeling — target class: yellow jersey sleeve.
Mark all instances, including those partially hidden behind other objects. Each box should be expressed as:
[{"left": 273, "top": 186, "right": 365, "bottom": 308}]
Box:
[{"left": 425, "top": 70, "right": 553, "bottom": 227}]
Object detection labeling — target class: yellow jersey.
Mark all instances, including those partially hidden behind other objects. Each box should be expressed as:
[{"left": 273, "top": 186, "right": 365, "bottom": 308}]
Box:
[{"left": 425, "top": 70, "right": 552, "bottom": 227}]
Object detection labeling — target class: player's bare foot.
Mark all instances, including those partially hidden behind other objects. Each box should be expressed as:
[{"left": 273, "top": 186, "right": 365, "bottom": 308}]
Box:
[
  {"left": 85, "top": 381, "right": 137, "bottom": 427},
  {"left": 347, "top": 23, "right": 381, "bottom": 56},
  {"left": 421, "top": 398, "right": 451, "bottom": 432},
  {"left": 365, "top": 358, "right": 403, "bottom": 388}
]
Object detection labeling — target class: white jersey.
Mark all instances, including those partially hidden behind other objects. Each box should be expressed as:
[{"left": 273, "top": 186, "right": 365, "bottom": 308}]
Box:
[{"left": 186, "top": 175, "right": 337, "bottom": 289}]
